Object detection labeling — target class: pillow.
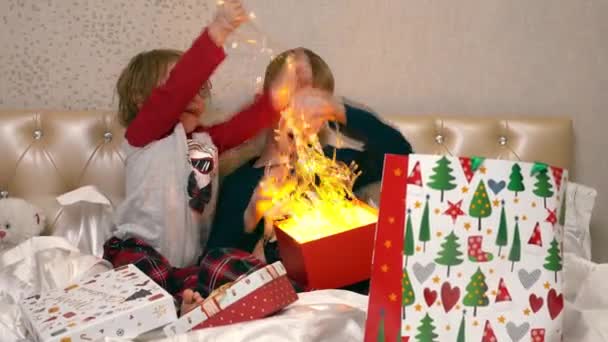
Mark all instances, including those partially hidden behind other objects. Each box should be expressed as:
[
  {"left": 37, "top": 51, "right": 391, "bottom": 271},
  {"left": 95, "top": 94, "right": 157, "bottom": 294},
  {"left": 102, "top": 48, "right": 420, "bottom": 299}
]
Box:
[
  {"left": 53, "top": 186, "right": 114, "bottom": 258},
  {"left": 563, "top": 182, "right": 597, "bottom": 260}
]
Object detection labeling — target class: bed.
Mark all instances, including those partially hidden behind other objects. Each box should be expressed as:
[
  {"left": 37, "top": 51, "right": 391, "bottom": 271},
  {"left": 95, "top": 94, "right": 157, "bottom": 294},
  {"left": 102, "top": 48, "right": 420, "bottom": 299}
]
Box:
[{"left": 1, "top": 110, "right": 604, "bottom": 341}]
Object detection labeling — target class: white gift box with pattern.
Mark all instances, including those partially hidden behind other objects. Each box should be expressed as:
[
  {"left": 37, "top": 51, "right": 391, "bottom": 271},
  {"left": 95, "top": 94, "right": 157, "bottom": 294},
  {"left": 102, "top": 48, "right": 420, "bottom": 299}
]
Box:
[{"left": 19, "top": 264, "right": 177, "bottom": 342}]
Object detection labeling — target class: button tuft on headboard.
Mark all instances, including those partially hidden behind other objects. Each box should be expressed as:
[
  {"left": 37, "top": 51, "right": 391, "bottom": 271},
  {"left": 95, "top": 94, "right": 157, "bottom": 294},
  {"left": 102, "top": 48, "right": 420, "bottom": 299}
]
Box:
[
  {"left": 104, "top": 132, "right": 113, "bottom": 142},
  {"left": 33, "top": 129, "right": 43, "bottom": 140}
]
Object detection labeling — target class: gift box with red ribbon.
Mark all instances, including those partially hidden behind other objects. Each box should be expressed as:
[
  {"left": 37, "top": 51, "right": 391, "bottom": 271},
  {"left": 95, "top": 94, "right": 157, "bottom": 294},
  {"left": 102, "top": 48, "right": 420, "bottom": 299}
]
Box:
[{"left": 163, "top": 262, "right": 297, "bottom": 336}]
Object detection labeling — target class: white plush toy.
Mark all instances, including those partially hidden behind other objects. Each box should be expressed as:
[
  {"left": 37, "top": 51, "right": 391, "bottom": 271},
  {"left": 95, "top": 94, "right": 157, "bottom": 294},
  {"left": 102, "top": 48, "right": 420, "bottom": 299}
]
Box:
[
  {"left": 0, "top": 197, "right": 112, "bottom": 342},
  {"left": 0, "top": 198, "right": 46, "bottom": 252}
]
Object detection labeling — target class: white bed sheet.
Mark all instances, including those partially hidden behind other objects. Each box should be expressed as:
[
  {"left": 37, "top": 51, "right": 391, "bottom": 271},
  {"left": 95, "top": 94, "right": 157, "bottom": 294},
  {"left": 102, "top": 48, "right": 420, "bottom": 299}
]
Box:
[
  {"left": 105, "top": 253, "right": 607, "bottom": 342},
  {"left": 126, "top": 290, "right": 369, "bottom": 342},
  {"left": 3, "top": 247, "right": 608, "bottom": 341}
]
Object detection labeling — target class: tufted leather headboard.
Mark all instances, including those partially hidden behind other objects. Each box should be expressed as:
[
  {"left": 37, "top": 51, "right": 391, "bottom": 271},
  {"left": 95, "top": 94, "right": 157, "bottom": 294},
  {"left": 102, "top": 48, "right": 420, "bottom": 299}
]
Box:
[{"left": 0, "top": 110, "right": 572, "bottom": 235}]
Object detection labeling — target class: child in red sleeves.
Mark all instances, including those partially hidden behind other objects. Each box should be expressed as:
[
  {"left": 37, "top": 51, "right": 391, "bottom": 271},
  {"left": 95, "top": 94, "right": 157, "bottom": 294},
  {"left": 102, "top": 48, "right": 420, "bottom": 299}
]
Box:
[{"left": 103, "top": 0, "right": 294, "bottom": 314}]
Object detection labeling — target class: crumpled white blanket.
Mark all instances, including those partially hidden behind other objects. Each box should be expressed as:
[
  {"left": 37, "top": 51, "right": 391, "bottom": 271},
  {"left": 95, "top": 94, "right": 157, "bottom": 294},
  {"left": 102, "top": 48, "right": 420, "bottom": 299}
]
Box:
[
  {"left": 3, "top": 246, "right": 608, "bottom": 341},
  {"left": 104, "top": 289, "right": 369, "bottom": 342},
  {"left": 563, "top": 252, "right": 608, "bottom": 341},
  {"left": 0, "top": 236, "right": 111, "bottom": 342},
  {"left": 103, "top": 253, "right": 608, "bottom": 342}
]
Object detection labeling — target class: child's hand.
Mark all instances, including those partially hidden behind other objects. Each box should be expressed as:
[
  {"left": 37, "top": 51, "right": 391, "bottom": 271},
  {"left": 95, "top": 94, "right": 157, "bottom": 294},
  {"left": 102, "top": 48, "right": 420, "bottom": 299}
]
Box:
[
  {"left": 180, "top": 289, "right": 204, "bottom": 316},
  {"left": 244, "top": 164, "right": 295, "bottom": 232},
  {"left": 209, "top": 0, "right": 249, "bottom": 46},
  {"left": 290, "top": 88, "right": 346, "bottom": 137},
  {"left": 293, "top": 88, "right": 346, "bottom": 122}
]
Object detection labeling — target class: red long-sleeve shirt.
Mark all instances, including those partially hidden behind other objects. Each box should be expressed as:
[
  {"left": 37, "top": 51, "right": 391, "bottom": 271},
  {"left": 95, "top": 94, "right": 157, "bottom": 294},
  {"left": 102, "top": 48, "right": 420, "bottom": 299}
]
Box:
[{"left": 125, "top": 28, "right": 277, "bottom": 154}]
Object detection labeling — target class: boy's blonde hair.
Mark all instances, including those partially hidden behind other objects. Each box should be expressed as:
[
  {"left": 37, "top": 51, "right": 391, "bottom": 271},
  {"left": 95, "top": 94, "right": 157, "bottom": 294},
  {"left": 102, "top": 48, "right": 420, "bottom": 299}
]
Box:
[
  {"left": 263, "top": 48, "right": 335, "bottom": 94},
  {"left": 116, "top": 49, "right": 183, "bottom": 127}
]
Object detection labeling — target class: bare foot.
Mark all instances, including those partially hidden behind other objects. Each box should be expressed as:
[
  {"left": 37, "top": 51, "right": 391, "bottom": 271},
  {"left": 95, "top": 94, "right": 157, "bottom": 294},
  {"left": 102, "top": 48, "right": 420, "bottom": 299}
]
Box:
[{"left": 180, "top": 289, "right": 204, "bottom": 316}]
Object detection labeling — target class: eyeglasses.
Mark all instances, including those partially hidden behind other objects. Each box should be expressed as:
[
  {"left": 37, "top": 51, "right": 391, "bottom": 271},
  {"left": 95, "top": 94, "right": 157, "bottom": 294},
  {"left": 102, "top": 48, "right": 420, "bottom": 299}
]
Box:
[
  {"left": 198, "top": 81, "right": 212, "bottom": 98},
  {"left": 191, "top": 157, "right": 213, "bottom": 174}
]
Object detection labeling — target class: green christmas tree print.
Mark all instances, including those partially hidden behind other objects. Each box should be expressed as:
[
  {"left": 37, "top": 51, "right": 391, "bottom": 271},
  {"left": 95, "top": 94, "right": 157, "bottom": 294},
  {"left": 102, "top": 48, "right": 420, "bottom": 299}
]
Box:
[
  {"left": 468, "top": 181, "right": 492, "bottom": 231},
  {"left": 507, "top": 163, "right": 525, "bottom": 197},
  {"left": 456, "top": 311, "right": 466, "bottom": 342},
  {"left": 559, "top": 193, "right": 566, "bottom": 226},
  {"left": 495, "top": 200, "right": 508, "bottom": 257},
  {"left": 428, "top": 156, "right": 457, "bottom": 202},
  {"left": 402, "top": 269, "right": 415, "bottom": 319},
  {"left": 533, "top": 168, "right": 554, "bottom": 209},
  {"left": 434, "top": 231, "right": 463, "bottom": 277},
  {"left": 463, "top": 267, "right": 489, "bottom": 317},
  {"left": 508, "top": 217, "right": 522, "bottom": 272},
  {"left": 415, "top": 313, "right": 438, "bottom": 342},
  {"left": 544, "top": 238, "right": 563, "bottom": 283},
  {"left": 377, "top": 309, "right": 386, "bottom": 342},
  {"left": 419, "top": 195, "right": 431, "bottom": 252},
  {"left": 404, "top": 209, "right": 415, "bottom": 266}
]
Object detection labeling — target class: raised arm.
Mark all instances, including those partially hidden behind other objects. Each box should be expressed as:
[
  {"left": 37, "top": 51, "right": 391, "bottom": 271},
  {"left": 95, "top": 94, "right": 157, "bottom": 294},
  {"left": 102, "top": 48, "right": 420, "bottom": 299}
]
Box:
[
  {"left": 125, "top": 29, "right": 226, "bottom": 147},
  {"left": 199, "top": 93, "right": 279, "bottom": 154},
  {"left": 125, "top": 0, "right": 248, "bottom": 147}
]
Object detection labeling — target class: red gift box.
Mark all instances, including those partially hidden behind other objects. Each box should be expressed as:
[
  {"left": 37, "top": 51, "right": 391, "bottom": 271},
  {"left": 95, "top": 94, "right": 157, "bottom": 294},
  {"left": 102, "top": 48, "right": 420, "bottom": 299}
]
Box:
[
  {"left": 163, "top": 262, "right": 297, "bottom": 336},
  {"left": 274, "top": 201, "right": 378, "bottom": 290}
]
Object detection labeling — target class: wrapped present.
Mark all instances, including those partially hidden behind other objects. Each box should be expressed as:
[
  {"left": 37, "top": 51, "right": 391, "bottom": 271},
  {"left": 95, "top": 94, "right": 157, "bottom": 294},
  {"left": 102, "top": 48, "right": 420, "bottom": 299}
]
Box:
[
  {"left": 19, "top": 264, "right": 177, "bottom": 342},
  {"left": 274, "top": 200, "right": 378, "bottom": 290},
  {"left": 163, "top": 262, "right": 297, "bottom": 336},
  {"left": 364, "top": 154, "right": 567, "bottom": 341}
]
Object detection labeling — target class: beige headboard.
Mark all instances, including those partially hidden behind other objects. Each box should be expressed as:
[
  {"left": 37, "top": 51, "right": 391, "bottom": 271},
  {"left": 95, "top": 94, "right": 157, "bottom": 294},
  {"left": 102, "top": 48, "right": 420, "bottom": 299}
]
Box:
[{"left": 0, "top": 110, "right": 572, "bottom": 235}]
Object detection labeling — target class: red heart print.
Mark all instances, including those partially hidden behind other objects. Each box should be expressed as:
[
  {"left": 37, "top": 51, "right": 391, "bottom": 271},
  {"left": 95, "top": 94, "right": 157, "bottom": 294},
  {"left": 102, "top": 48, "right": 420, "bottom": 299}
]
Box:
[
  {"left": 63, "top": 312, "right": 76, "bottom": 319},
  {"left": 529, "top": 294, "right": 544, "bottom": 313},
  {"left": 547, "top": 289, "right": 564, "bottom": 320},
  {"left": 423, "top": 288, "right": 437, "bottom": 307},
  {"left": 441, "top": 282, "right": 460, "bottom": 313}
]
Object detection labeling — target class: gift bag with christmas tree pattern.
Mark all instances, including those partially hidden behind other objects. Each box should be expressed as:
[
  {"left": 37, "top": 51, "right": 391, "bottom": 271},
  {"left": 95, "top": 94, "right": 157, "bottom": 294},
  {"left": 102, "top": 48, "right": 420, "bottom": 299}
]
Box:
[{"left": 365, "top": 154, "right": 567, "bottom": 342}]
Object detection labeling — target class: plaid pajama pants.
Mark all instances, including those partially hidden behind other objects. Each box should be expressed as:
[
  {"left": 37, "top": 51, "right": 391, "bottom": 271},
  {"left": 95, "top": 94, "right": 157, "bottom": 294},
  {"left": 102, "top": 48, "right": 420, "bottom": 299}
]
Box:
[{"left": 102, "top": 237, "right": 267, "bottom": 303}]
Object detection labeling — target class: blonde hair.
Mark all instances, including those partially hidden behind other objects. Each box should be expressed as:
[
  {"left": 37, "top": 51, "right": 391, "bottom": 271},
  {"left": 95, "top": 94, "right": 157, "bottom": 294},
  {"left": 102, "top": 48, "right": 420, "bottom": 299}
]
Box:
[
  {"left": 116, "top": 49, "right": 183, "bottom": 127},
  {"left": 263, "top": 48, "right": 335, "bottom": 93}
]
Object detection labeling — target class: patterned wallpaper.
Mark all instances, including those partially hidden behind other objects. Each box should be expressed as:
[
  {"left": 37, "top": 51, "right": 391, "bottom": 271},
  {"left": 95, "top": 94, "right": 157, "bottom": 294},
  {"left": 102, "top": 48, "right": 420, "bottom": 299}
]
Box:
[
  {"left": 0, "top": 0, "right": 215, "bottom": 112},
  {"left": 1, "top": 0, "right": 608, "bottom": 260},
  {"left": 3, "top": 1, "right": 605, "bottom": 119}
]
